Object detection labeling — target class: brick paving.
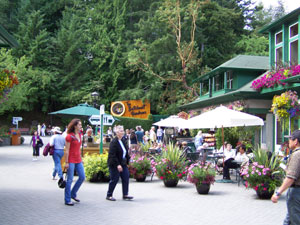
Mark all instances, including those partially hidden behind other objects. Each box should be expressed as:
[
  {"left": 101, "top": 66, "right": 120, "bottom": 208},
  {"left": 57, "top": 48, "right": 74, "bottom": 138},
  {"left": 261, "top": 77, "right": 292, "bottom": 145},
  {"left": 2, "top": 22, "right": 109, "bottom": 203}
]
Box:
[{"left": 0, "top": 136, "right": 287, "bottom": 225}]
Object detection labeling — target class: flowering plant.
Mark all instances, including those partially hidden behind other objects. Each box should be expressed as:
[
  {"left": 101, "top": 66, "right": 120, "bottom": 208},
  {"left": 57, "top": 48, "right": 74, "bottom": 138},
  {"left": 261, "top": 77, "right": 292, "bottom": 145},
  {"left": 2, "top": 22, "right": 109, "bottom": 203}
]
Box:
[
  {"left": 129, "top": 154, "right": 152, "bottom": 179},
  {"left": 251, "top": 65, "right": 300, "bottom": 91},
  {"left": 270, "top": 90, "right": 300, "bottom": 130},
  {"left": 152, "top": 144, "right": 188, "bottom": 181},
  {"left": 0, "top": 69, "right": 19, "bottom": 102},
  {"left": 241, "top": 148, "right": 284, "bottom": 192},
  {"left": 177, "top": 111, "right": 189, "bottom": 120},
  {"left": 187, "top": 162, "right": 216, "bottom": 186}
]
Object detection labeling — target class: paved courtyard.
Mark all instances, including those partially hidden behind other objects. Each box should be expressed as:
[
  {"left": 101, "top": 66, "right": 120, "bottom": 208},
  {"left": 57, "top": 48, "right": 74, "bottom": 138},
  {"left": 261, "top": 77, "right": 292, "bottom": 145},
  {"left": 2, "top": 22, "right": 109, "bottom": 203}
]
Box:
[{"left": 0, "top": 136, "right": 287, "bottom": 225}]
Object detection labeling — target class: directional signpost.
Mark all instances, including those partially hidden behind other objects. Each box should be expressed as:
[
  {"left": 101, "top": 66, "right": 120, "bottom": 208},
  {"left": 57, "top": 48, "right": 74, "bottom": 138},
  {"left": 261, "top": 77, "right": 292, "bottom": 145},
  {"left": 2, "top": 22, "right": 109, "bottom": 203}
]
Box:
[
  {"left": 88, "top": 105, "right": 115, "bottom": 154},
  {"left": 12, "top": 117, "right": 22, "bottom": 129}
]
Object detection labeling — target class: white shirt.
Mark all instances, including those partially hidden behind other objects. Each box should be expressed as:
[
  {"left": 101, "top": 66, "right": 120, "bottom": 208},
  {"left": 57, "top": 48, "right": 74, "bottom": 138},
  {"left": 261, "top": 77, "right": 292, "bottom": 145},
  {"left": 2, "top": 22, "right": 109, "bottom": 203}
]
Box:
[
  {"left": 224, "top": 148, "right": 236, "bottom": 161},
  {"left": 235, "top": 152, "right": 249, "bottom": 163},
  {"left": 50, "top": 134, "right": 65, "bottom": 150}
]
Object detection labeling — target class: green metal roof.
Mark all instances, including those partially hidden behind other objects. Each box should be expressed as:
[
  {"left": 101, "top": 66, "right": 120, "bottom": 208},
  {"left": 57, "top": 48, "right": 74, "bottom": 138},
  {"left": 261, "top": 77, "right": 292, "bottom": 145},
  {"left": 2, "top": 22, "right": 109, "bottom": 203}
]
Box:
[
  {"left": 181, "top": 71, "right": 269, "bottom": 110},
  {"left": 0, "top": 25, "right": 18, "bottom": 48},
  {"left": 260, "top": 7, "right": 300, "bottom": 33},
  {"left": 195, "top": 55, "right": 269, "bottom": 81}
]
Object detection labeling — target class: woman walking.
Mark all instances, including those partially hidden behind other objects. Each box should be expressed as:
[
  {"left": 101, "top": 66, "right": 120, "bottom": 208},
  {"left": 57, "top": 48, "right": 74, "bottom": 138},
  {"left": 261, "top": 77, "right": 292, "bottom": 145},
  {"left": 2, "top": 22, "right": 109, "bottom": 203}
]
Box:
[
  {"left": 50, "top": 127, "right": 65, "bottom": 180},
  {"left": 64, "top": 119, "right": 85, "bottom": 206},
  {"left": 30, "top": 131, "right": 42, "bottom": 161}
]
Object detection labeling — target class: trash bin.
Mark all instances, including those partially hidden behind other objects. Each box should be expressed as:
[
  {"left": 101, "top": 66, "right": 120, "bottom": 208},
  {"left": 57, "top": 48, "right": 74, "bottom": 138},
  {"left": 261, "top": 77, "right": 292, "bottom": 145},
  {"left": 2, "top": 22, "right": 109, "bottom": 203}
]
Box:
[{"left": 11, "top": 129, "right": 21, "bottom": 145}]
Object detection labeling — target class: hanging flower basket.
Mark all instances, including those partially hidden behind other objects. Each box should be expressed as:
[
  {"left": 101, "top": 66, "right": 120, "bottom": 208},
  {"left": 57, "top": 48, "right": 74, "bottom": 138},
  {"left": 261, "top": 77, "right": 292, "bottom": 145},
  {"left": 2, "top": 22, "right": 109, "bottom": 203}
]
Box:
[
  {"left": 270, "top": 90, "right": 300, "bottom": 131},
  {"left": 0, "top": 69, "right": 19, "bottom": 103}
]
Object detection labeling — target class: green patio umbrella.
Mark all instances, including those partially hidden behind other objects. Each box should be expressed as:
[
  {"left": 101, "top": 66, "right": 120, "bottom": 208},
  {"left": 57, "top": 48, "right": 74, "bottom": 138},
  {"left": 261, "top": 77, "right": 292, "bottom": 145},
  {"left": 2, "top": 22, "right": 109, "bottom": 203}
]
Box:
[{"left": 49, "top": 103, "right": 99, "bottom": 117}]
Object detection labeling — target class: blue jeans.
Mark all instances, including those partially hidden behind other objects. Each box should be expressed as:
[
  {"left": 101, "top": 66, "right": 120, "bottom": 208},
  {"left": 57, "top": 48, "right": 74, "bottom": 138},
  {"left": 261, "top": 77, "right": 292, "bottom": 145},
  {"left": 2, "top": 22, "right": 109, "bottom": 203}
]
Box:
[
  {"left": 107, "top": 165, "right": 129, "bottom": 197},
  {"left": 157, "top": 136, "right": 163, "bottom": 143},
  {"left": 64, "top": 162, "right": 85, "bottom": 203},
  {"left": 52, "top": 149, "right": 64, "bottom": 178},
  {"left": 283, "top": 187, "right": 300, "bottom": 225}
]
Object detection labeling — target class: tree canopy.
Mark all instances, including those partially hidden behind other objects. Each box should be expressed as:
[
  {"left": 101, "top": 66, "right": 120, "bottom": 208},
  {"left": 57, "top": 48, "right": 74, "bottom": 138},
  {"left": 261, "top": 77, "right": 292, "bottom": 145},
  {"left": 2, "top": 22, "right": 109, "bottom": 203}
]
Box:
[{"left": 0, "top": 0, "right": 280, "bottom": 116}]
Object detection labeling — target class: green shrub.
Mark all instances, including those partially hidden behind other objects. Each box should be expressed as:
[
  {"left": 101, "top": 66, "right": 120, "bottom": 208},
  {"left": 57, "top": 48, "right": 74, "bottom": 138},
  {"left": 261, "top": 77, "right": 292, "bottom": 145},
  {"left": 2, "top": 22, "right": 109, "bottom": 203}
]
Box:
[
  {"left": 83, "top": 153, "right": 109, "bottom": 181},
  {"left": 114, "top": 116, "right": 153, "bottom": 131}
]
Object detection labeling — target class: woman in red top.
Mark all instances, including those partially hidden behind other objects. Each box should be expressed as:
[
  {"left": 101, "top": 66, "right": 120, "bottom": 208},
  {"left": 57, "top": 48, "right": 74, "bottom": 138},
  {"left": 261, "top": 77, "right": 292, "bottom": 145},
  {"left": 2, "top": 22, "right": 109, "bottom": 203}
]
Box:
[{"left": 64, "top": 118, "right": 85, "bottom": 206}]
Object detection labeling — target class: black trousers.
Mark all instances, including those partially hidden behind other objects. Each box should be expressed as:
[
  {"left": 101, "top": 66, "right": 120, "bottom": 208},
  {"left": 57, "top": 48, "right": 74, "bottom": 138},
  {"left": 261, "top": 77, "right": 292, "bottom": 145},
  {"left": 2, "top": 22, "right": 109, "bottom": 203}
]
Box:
[
  {"left": 223, "top": 158, "right": 239, "bottom": 179},
  {"left": 33, "top": 146, "right": 40, "bottom": 156},
  {"left": 107, "top": 165, "right": 129, "bottom": 197}
]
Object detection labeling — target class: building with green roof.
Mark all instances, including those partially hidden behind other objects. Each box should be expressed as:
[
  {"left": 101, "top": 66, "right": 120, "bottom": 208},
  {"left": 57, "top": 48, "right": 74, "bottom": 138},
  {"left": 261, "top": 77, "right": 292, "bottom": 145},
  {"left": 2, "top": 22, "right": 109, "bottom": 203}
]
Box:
[{"left": 180, "top": 7, "right": 300, "bottom": 151}]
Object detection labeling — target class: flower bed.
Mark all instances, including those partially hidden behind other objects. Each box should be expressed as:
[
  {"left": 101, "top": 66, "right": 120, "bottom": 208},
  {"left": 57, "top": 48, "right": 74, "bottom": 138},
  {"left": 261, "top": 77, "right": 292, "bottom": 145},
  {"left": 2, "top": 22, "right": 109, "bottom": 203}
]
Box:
[
  {"left": 0, "top": 69, "right": 19, "bottom": 103},
  {"left": 251, "top": 65, "right": 300, "bottom": 91}
]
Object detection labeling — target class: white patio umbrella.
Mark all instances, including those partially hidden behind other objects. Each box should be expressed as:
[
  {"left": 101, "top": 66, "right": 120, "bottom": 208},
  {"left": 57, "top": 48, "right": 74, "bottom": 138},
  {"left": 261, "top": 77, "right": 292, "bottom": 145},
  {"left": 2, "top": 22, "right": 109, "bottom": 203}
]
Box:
[
  {"left": 153, "top": 115, "right": 188, "bottom": 128},
  {"left": 184, "top": 106, "right": 264, "bottom": 172},
  {"left": 185, "top": 106, "right": 264, "bottom": 129}
]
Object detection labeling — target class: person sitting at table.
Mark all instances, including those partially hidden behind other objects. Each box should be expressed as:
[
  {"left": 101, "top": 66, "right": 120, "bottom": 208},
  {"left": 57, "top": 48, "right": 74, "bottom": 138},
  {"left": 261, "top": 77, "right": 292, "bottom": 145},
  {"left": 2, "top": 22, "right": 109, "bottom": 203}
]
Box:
[
  {"left": 181, "top": 141, "right": 193, "bottom": 158},
  {"left": 223, "top": 144, "right": 249, "bottom": 180},
  {"left": 84, "top": 128, "right": 93, "bottom": 145},
  {"left": 156, "top": 143, "right": 162, "bottom": 154}
]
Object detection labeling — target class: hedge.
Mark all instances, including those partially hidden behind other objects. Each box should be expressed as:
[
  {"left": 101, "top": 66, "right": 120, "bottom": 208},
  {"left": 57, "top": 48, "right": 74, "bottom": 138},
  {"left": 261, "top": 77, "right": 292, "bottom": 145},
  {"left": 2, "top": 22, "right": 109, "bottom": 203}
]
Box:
[{"left": 114, "top": 116, "right": 153, "bottom": 131}]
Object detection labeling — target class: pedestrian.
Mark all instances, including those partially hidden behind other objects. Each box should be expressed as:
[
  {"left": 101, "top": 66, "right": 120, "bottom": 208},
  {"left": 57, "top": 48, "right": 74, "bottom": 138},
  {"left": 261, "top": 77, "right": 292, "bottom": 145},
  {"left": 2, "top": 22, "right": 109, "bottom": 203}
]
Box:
[
  {"left": 271, "top": 130, "right": 300, "bottom": 224},
  {"left": 156, "top": 126, "right": 163, "bottom": 143},
  {"left": 194, "top": 130, "right": 204, "bottom": 151},
  {"left": 37, "top": 123, "right": 41, "bottom": 136},
  {"left": 30, "top": 130, "right": 43, "bottom": 161},
  {"left": 106, "top": 125, "right": 133, "bottom": 201},
  {"left": 149, "top": 126, "right": 156, "bottom": 143},
  {"left": 135, "top": 126, "right": 144, "bottom": 144},
  {"left": 41, "top": 123, "right": 46, "bottom": 136},
  {"left": 129, "top": 130, "right": 138, "bottom": 154},
  {"left": 50, "top": 127, "right": 65, "bottom": 180},
  {"left": 64, "top": 118, "right": 85, "bottom": 206}
]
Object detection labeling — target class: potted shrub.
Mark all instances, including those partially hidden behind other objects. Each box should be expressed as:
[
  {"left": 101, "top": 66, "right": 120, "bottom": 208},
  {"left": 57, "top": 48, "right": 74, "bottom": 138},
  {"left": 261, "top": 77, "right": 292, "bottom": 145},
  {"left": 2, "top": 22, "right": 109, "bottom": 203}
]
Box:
[
  {"left": 83, "top": 153, "right": 109, "bottom": 182},
  {"left": 152, "top": 144, "right": 187, "bottom": 187},
  {"left": 0, "top": 126, "right": 11, "bottom": 146},
  {"left": 241, "top": 148, "right": 284, "bottom": 199},
  {"left": 129, "top": 154, "right": 152, "bottom": 182},
  {"left": 187, "top": 162, "right": 216, "bottom": 194}
]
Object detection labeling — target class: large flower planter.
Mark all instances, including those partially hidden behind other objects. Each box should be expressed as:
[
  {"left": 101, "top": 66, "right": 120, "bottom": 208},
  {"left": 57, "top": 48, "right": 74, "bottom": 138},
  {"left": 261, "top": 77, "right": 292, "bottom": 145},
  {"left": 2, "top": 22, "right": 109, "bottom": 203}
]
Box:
[
  {"left": 135, "top": 174, "right": 147, "bottom": 182},
  {"left": 256, "top": 189, "right": 274, "bottom": 199},
  {"left": 163, "top": 179, "right": 179, "bottom": 187},
  {"left": 196, "top": 183, "right": 210, "bottom": 194},
  {"left": 0, "top": 137, "right": 11, "bottom": 146}
]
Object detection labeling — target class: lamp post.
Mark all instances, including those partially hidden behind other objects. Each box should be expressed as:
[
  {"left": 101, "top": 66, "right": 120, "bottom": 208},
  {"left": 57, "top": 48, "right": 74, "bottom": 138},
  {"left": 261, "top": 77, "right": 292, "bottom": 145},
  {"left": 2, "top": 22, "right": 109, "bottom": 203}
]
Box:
[
  {"left": 91, "top": 91, "right": 99, "bottom": 136},
  {"left": 91, "top": 91, "right": 99, "bottom": 108}
]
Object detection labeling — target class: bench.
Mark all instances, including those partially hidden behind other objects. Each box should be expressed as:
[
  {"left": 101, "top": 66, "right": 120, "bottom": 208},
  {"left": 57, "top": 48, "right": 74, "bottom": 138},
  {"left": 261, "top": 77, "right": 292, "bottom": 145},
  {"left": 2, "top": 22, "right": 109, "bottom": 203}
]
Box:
[{"left": 10, "top": 128, "right": 30, "bottom": 135}]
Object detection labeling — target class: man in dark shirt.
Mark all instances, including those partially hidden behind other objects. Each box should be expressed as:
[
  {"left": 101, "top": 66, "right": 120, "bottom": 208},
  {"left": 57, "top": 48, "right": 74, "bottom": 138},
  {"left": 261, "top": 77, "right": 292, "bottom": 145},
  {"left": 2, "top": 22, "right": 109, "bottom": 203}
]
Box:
[
  {"left": 271, "top": 130, "right": 300, "bottom": 224},
  {"left": 135, "top": 126, "right": 144, "bottom": 144}
]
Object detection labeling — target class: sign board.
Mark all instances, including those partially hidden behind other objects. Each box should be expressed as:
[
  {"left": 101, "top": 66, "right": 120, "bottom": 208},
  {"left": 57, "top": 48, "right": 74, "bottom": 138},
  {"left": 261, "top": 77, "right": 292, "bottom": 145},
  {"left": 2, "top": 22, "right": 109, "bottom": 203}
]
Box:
[
  {"left": 89, "top": 115, "right": 101, "bottom": 126},
  {"left": 89, "top": 114, "right": 115, "bottom": 126},
  {"left": 12, "top": 117, "right": 22, "bottom": 128},
  {"left": 110, "top": 100, "right": 150, "bottom": 119},
  {"left": 103, "top": 114, "right": 115, "bottom": 126}
]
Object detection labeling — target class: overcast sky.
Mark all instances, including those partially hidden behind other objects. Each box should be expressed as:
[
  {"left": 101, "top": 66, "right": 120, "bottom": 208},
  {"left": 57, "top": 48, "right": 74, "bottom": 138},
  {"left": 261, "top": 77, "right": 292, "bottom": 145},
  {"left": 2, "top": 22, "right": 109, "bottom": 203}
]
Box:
[{"left": 257, "top": 0, "right": 300, "bottom": 12}]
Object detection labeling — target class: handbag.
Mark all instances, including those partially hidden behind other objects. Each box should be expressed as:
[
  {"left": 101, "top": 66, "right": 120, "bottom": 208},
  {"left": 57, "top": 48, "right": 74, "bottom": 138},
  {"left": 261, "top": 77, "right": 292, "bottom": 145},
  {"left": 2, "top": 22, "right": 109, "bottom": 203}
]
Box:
[
  {"left": 58, "top": 172, "right": 67, "bottom": 189},
  {"left": 37, "top": 139, "right": 44, "bottom": 148}
]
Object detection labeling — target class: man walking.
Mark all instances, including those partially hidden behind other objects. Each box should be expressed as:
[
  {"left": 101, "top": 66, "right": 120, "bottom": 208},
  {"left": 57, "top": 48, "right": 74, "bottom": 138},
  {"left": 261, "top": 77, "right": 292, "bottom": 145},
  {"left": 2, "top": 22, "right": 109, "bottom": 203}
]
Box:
[{"left": 271, "top": 130, "right": 300, "bottom": 225}]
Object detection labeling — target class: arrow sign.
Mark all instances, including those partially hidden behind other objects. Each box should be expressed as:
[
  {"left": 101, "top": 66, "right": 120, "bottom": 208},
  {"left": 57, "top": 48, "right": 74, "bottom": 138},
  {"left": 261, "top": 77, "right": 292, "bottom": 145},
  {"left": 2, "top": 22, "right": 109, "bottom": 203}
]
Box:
[
  {"left": 13, "top": 117, "right": 22, "bottom": 122},
  {"left": 89, "top": 115, "right": 101, "bottom": 126},
  {"left": 103, "top": 114, "right": 115, "bottom": 126},
  {"left": 89, "top": 114, "right": 115, "bottom": 126}
]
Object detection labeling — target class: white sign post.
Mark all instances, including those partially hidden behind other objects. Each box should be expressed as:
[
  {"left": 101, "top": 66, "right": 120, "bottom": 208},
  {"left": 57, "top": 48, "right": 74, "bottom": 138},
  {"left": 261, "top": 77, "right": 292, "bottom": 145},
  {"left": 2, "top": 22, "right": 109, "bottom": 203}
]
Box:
[{"left": 12, "top": 117, "right": 22, "bottom": 129}]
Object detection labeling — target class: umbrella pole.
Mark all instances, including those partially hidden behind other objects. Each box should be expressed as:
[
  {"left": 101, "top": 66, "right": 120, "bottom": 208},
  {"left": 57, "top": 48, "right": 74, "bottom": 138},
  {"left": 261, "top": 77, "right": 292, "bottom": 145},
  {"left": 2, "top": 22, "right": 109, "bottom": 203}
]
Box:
[{"left": 222, "top": 126, "right": 225, "bottom": 168}]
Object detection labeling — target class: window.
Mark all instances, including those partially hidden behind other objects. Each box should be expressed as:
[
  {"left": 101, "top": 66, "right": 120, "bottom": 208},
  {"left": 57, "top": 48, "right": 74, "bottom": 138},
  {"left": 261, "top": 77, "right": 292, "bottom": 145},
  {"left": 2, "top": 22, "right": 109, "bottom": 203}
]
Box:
[
  {"left": 290, "top": 23, "right": 298, "bottom": 38},
  {"left": 276, "top": 31, "right": 283, "bottom": 44},
  {"left": 290, "top": 40, "right": 298, "bottom": 65},
  {"left": 226, "top": 71, "right": 233, "bottom": 89},
  {"left": 214, "top": 74, "right": 224, "bottom": 91},
  {"left": 276, "top": 47, "right": 283, "bottom": 67},
  {"left": 202, "top": 80, "right": 209, "bottom": 95}
]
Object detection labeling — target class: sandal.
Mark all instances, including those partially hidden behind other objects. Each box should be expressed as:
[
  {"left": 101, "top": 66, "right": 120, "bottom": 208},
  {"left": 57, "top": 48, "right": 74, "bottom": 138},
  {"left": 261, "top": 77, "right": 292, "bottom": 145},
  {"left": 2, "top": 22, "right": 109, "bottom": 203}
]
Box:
[{"left": 72, "top": 197, "right": 80, "bottom": 202}]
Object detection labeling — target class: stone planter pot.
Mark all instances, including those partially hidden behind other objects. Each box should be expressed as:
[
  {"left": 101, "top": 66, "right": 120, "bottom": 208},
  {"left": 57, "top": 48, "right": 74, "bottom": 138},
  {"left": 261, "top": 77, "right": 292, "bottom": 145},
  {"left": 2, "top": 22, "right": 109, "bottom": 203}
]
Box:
[
  {"left": 0, "top": 137, "right": 11, "bottom": 146},
  {"left": 256, "top": 189, "right": 274, "bottom": 199},
  {"left": 196, "top": 183, "right": 211, "bottom": 194},
  {"left": 163, "top": 178, "right": 179, "bottom": 187},
  {"left": 135, "top": 174, "right": 147, "bottom": 182}
]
